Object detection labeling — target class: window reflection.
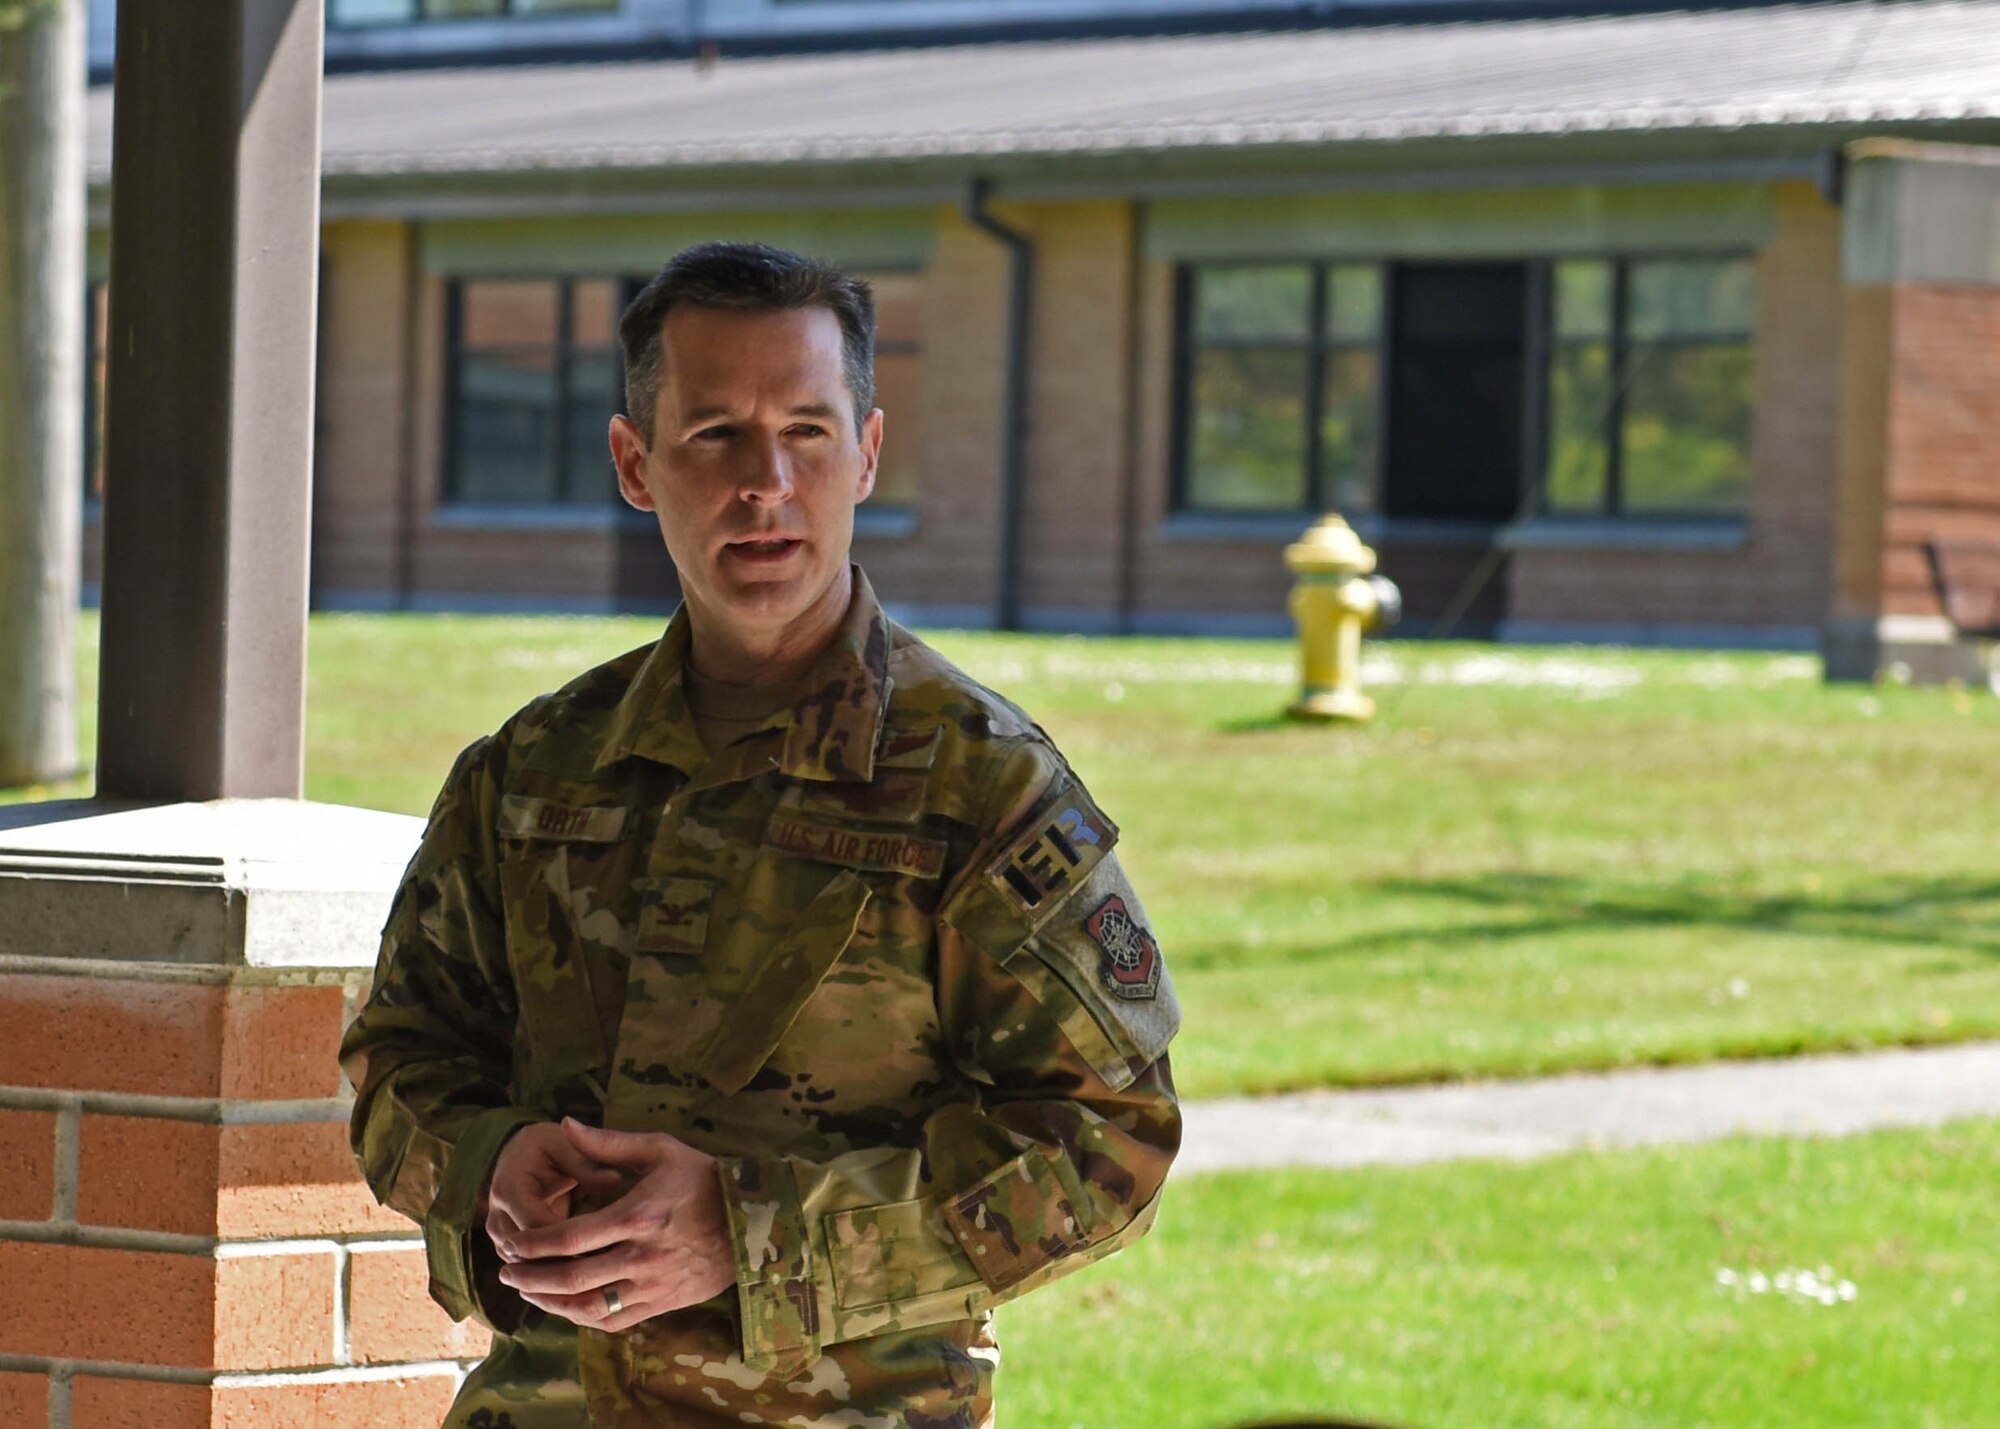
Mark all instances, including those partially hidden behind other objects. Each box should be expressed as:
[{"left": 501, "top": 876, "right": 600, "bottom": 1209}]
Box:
[
  {"left": 1622, "top": 258, "right": 1754, "bottom": 514},
  {"left": 448, "top": 277, "right": 625, "bottom": 507},
  {"left": 1191, "top": 347, "right": 1311, "bottom": 510},
  {"left": 1547, "top": 261, "right": 1613, "bottom": 513},
  {"left": 1180, "top": 262, "right": 1382, "bottom": 513},
  {"left": 1543, "top": 256, "right": 1754, "bottom": 518}
]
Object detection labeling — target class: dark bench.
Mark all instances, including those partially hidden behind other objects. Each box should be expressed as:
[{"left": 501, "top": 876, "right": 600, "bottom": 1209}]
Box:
[{"left": 1924, "top": 539, "right": 2000, "bottom": 691}]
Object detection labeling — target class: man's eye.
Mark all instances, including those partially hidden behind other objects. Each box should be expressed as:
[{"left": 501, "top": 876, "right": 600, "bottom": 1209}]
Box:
[
  {"left": 695, "top": 426, "right": 735, "bottom": 441},
  {"left": 789, "top": 424, "right": 827, "bottom": 438}
]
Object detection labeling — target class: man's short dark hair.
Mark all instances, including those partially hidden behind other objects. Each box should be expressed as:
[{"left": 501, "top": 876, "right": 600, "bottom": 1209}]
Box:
[{"left": 619, "top": 241, "right": 876, "bottom": 443}]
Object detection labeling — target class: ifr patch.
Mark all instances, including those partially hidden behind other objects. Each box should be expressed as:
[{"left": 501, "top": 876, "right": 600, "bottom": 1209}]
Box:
[
  {"left": 1084, "top": 894, "right": 1161, "bottom": 1001},
  {"left": 990, "top": 797, "right": 1114, "bottom": 915}
]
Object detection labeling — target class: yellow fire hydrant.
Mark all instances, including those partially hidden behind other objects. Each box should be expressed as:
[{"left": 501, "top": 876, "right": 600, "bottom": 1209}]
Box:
[{"left": 1285, "top": 514, "right": 1400, "bottom": 722}]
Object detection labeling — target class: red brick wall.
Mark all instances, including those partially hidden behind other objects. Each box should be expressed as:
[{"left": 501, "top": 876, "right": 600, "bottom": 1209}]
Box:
[
  {"left": 1878, "top": 282, "right": 2000, "bottom": 617},
  {"left": 853, "top": 206, "right": 1010, "bottom": 621},
  {"left": 314, "top": 222, "right": 415, "bottom": 600},
  {"left": 0, "top": 968, "right": 482, "bottom": 1427},
  {"left": 1014, "top": 200, "right": 1140, "bottom": 622},
  {"left": 1832, "top": 284, "right": 1893, "bottom": 624}
]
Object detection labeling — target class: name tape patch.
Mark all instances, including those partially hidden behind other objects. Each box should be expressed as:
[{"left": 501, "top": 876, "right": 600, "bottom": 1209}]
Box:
[
  {"left": 499, "top": 795, "right": 629, "bottom": 843},
  {"left": 764, "top": 812, "right": 947, "bottom": 881},
  {"left": 990, "top": 797, "right": 1114, "bottom": 916}
]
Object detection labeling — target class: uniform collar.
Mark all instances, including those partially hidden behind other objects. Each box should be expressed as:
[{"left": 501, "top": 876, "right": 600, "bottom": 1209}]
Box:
[{"left": 595, "top": 564, "right": 892, "bottom": 785}]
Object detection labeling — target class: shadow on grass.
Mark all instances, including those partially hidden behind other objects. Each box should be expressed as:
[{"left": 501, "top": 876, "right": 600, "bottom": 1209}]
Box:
[
  {"left": 1341, "top": 871, "right": 2000, "bottom": 959},
  {"left": 1217, "top": 713, "right": 1380, "bottom": 737},
  {"left": 1178, "top": 873, "right": 2000, "bottom": 971},
  {"left": 1218, "top": 714, "right": 1297, "bottom": 735}
]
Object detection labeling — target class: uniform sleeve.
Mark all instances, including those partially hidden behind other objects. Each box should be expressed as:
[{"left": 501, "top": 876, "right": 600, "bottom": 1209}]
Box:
[
  {"left": 712, "top": 738, "right": 1182, "bottom": 1374},
  {"left": 338, "top": 735, "right": 543, "bottom": 1332}
]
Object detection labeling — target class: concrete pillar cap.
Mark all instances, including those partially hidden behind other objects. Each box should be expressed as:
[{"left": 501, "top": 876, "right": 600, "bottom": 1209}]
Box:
[{"left": 0, "top": 799, "right": 422, "bottom": 968}]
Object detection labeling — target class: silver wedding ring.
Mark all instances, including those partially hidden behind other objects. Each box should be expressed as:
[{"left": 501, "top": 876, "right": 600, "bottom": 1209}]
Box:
[{"left": 602, "top": 1285, "right": 623, "bottom": 1316}]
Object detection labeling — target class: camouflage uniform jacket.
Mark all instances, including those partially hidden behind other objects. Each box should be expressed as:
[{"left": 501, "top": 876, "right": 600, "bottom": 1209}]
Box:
[{"left": 340, "top": 568, "right": 1182, "bottom": 1428}]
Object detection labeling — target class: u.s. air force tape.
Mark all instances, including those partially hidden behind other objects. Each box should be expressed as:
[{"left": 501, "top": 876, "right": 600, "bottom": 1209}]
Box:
[{"left": 763, "top": 811, "right": 948, "bottom": 880}]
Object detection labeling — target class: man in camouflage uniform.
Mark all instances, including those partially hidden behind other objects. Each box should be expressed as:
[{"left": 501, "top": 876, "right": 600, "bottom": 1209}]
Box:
[{"left": 340, "top": 242, "right": 1181, "bottom": 1428}]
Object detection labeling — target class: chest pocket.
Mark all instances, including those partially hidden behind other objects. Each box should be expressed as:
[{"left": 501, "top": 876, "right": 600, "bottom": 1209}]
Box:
[
  {"left": 614, "top": 862, "right": 875, "bottom": 1101},
  {"left": 496, "top": 794, "right": 638, "bottom": 1111},
  {"left": 498, "top": 848, "right": 617, "bottom": 1109}
]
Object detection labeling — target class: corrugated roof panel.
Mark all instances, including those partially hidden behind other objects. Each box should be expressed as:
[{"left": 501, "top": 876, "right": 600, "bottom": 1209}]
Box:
[{"left": 82, "top": 1, "right": 2000, "bottom": 179}]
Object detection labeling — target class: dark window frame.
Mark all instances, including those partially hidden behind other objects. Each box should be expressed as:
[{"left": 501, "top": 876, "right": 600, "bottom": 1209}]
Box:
[
  {"left": 1533, "top": 250, "right": 1757, "bottom": 523},
  {"left": 442, "top": 273, "right": 635, "bottom": 509},
  {"left": 1169, "top": 258, "right": 1389, "bottom": 517}
]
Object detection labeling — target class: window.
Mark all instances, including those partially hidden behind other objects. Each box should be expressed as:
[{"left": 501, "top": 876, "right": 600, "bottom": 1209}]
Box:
[
  {"left": 446, "top": 277, "right": 627, "bottom": 507},
  {"left": 1175, "top": 262, "right": 1383, "bottom": 513},
  {"left": 1545, "top": 256, "right": 1754, "bottom": 518},
  {"left": 443, "top": 268, "right": 925, "bottom": 510},
  {"left": 331, "top": 0, "right": 617, "bottom": 24}
]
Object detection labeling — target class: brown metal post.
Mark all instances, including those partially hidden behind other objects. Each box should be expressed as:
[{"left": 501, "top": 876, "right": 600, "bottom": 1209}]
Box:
[{"left": 95, "top": 0, "right": 324, "bottom": 801}]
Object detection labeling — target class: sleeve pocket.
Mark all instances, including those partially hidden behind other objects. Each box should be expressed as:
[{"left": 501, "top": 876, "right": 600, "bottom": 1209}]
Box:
[
  {"left": 938, "top": 1151, "right": 1093, "bottom": 1293},
  {"left": 826, "top": 1197, "right": 982, "bottom": 1310}
]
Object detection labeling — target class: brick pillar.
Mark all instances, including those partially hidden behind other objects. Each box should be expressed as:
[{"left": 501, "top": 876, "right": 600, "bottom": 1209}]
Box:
[
  {"left": 0, "top": 801, "right": 484, "bottom": 1428},
  {"left": 1827, "top": 138, "right": 2000, "bottom": 683}
]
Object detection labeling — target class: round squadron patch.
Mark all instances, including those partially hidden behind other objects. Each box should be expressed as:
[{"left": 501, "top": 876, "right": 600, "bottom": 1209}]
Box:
[{"left": 1084, "top": 894, "right": 1161, "bottom": 1001}]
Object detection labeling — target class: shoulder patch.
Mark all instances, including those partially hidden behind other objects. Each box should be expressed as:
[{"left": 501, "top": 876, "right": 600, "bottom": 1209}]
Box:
[
  {"left": 987, "top": 796, "right": 1117, "bottom": 917},
  {"left": 1026, "top": 862, "right": 1179, "bottom": 1080},
  {"left": 498, "top": 795, "right": 629, "bottom": 843},
  {"left": 1083, "top": 894, "right": 1162, "bottom": 1002}
]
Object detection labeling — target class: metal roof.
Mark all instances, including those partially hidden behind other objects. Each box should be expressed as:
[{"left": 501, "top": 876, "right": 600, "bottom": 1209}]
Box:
[{"left": 83, "top": 2, "right": 2000, "bottom": 181}]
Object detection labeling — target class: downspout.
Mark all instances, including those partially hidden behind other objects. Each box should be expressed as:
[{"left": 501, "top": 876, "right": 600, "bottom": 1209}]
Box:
[
  {"left": 394, "top": 230, "right": 422, "bottom": 612},
  {"left": 1115, "top": 205, "right": 1145, "bottom": 635},
  {"left": 960, "top": 176, "right": 1032, "bottom": 632}
]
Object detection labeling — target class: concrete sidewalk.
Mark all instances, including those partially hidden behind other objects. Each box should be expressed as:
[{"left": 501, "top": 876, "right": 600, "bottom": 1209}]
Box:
[{"left": 1178, "top": 1041, "right": 2000, "bottom": 1174}]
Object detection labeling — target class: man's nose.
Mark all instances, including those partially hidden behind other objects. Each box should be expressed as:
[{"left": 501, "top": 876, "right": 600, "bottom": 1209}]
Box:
[{"left": 738, "top": 432, "right": 794, "bottom": 502}]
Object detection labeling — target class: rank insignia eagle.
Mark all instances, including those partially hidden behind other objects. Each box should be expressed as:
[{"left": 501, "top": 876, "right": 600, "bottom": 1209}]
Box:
[{"left": 1084, "top": 894, "right": 1160, "bottom": 1001}]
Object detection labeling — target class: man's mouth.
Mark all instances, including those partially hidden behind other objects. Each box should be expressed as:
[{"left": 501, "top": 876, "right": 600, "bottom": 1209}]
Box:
[{"left": 726, "top": 537, "right": 801, "bottom": 560}]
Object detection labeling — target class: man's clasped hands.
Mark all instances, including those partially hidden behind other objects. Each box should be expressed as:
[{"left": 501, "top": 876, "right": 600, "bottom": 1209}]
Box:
[{"left": 481, "top": 1119, "right": 738, "bottom": 1335}]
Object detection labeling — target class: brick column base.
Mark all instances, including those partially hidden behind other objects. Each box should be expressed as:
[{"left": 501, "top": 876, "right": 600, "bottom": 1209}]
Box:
[{"left": 0, "top": 801, "right": 474, "bottom": 1428}]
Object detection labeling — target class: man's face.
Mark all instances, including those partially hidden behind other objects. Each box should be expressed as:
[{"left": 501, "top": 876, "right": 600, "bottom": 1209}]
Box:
[{"left": 611, "top": 304, "right": 881, "bottom": 636}]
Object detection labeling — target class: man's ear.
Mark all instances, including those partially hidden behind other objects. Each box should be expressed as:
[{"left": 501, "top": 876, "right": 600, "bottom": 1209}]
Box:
[
  {"left": 854, "top": 407, "right": 883, "bottom": 504},
  {"left": 609, "top": 414, "right": 656, "bottom": 512}
]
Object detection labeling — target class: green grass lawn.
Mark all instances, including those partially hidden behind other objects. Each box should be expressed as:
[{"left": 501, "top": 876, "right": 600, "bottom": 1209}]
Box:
[
  {"left": 997, "top": 1118, "right": 1998, "bottom": 1429},
  {"left": 11, "top": 615, "right": 1999, "bottom": 1098}
]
